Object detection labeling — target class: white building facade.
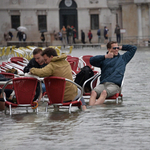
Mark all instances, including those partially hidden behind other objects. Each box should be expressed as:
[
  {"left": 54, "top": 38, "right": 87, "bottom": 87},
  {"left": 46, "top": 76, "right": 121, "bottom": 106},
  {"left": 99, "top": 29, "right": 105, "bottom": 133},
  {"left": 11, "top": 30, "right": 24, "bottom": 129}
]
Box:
[{"left": 0, "top": 0, "right": 150, "bottom": 44}]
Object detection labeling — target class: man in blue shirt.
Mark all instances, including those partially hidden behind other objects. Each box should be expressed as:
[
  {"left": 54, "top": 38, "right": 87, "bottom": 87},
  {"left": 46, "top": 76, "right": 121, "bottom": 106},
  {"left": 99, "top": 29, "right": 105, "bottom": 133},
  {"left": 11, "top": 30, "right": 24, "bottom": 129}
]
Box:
[{"left": 89, "top": 41, "right": 137, "bottom": 105}]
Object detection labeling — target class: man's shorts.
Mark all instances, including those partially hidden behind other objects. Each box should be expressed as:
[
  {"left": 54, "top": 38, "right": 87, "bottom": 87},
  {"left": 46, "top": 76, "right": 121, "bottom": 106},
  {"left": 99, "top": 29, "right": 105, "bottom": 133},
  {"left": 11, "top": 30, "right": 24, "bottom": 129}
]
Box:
[{"left": 94, "top": 82, "right": 121, "bottom": 99}]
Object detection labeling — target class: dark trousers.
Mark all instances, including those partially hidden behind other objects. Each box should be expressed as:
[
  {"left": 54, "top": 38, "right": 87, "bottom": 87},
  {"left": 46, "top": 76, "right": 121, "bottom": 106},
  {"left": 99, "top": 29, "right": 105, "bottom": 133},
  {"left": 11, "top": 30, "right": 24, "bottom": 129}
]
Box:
[
  {"left": 82, "top": 38, "right": 85, "bottom": 44},
  {"left": 73, "top": 37, "right": 76, "bottom": 44},
  {"left": 116, "top": 34, "right": 121, "bottom": 43},
  {"left": 89, "top": 38, "right": 91, "bottom": 43}
]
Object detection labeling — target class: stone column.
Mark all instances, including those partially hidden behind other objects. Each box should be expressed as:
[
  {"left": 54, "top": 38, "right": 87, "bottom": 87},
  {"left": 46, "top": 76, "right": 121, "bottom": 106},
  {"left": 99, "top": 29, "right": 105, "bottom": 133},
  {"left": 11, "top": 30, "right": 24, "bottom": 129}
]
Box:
[
  {"left": 148, "top": 4, "right": 150, "bottom": 36},
  {"left": 137, "top": 4, "right": 142, "bottom": 39},
  {"left": 110, "top": 9, "right": 118, "bottom": 41}
]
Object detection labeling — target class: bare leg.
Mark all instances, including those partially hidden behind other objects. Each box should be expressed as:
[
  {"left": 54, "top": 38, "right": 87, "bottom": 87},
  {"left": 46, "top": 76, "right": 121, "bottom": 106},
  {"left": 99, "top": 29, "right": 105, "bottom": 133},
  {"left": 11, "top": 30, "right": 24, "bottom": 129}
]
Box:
[
  {"left": 38, "top": 93, "right": 42, "bottom": 102},
  {"left": 94, "top": 90, "right": 107, "bottom": 105},
  {"left": 89, "top": 90, "right": 97, "bottom": 106},
  {"left": 0, "top": 93, "right": 4, "bottom": 98}
]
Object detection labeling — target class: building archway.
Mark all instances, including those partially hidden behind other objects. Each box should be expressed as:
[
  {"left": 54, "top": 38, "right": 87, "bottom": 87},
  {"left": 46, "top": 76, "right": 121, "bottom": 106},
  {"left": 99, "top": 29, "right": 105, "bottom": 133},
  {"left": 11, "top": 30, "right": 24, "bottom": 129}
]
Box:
[{"left": 59, "top": 0, "right": 78, "bottom": 38}]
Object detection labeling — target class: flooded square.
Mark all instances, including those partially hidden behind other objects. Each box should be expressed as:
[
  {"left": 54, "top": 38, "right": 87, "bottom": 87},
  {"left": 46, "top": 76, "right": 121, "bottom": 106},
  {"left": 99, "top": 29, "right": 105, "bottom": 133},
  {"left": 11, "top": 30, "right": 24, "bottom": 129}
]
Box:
[{"left": 0, "top": 47, "right": 150, "bottom": 150}]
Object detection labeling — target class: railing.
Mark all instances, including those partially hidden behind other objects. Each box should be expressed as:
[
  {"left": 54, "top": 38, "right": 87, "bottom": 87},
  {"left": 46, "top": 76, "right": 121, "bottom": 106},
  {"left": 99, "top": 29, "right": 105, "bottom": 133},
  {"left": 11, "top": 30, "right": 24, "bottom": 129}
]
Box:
[{"left": 110, "top": 36, "right": 150, "bottom": 47}]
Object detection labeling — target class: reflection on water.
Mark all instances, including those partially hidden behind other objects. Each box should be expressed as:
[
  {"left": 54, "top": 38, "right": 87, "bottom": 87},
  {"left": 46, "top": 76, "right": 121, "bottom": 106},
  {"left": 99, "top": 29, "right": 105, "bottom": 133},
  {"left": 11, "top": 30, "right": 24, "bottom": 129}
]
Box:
[{"left": 0, "top": 48, "right": 150, "bottom": 150}]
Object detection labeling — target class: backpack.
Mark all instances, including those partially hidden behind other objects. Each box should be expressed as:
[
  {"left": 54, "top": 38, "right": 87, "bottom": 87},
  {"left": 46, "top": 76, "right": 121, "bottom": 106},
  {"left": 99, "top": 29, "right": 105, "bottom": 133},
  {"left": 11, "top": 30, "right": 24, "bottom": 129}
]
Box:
[
  {"left": 97, "top": 29, "right": 101, "bottom": 36},
  {"left": 90, "top": 33, "right": 93, "bottom": 38},
  {"left": 6, "top": 68, "right": 18, "bottom": 74},
  {"left": 74, "top": 66, "right": 94, "bottom": 92}
]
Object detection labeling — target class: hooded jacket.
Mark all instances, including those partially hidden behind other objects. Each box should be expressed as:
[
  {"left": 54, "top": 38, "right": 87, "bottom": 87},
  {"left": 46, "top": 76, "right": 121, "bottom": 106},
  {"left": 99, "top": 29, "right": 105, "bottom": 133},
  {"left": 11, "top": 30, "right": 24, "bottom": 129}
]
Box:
[
  {"left": 30, "top": 54, "right": 77, "bottom": 101},
  {"left": 90, "top": 45, "right": 137, "bottom": 86}
]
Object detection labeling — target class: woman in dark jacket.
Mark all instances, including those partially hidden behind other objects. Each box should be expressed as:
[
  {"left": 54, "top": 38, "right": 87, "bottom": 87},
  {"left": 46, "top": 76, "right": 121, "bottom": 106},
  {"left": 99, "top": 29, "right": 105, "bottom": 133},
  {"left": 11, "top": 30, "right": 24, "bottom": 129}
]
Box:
[
  {"left": 88, "top": 30, "right": 92, "bottom": 43},
  {"left": 40, "top": 33, "right": 45, "bottom": 42},
  {"left": 81, "top": 30, "right": 85, "bottom": 44}
]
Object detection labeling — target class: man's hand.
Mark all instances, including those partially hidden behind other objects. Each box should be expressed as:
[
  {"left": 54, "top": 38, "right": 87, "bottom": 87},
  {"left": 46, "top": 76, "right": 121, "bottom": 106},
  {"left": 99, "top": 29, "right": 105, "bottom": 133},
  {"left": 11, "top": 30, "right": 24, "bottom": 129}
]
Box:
[{"left": 105, "top": 51, "right": 114, "bottom": 59}]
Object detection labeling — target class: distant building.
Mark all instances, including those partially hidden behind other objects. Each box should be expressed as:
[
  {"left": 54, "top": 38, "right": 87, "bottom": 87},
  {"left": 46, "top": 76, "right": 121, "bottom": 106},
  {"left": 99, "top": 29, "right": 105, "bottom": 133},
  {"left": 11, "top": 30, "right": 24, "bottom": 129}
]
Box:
[{"left": 0, "top": 0, "right": 149, "bottom": 44}]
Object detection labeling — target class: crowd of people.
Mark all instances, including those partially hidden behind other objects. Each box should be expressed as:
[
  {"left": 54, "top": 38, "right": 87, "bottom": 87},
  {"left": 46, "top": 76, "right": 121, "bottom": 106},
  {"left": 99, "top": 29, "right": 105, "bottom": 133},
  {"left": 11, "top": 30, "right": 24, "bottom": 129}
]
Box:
[
  {"left": 56, "top": 24, "right": 121, "bottom": 44},
  {"left": 0, "top": 40, "right": 136, "bottom": 111},
  {"left": 16, "top": 31, "right": 27, "bottom": 41},
  {"left": 52, "top": 25, "right": 77, "bottom": 45},
  {"left": 4, "top": 24, "right": 121, "bottom": 44},
  {"left": 80, "top": 24, "right": 121, "bottom": 44},
  {"left": 4, "top": 30, "right": 27, "bottom": 42},
  {"left": 4, "top": 31, "right": 13, "bottom": 41},
  {"left": 52, "top": 26, "right": 92, "bottom": 45}
]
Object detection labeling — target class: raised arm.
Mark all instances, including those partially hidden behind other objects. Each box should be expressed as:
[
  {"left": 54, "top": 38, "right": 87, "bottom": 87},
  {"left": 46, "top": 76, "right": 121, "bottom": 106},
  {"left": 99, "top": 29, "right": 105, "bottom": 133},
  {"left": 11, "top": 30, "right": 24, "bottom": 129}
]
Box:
[{"left": 121, "top": 45, "right": 137, "bottom": 64}]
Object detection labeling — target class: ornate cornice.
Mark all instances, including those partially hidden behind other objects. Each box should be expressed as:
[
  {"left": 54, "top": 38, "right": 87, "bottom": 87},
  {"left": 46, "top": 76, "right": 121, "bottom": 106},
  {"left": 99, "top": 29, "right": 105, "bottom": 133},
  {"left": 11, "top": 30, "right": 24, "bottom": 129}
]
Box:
[
  {"left": 107, "top": 0, "right": 119, "bottom": 12},
  {"left": 11, "top": 0, "right": 19, "bottom": 4},
  {"left": 36, "top": 0, "right": 46, "bottom": 5}
]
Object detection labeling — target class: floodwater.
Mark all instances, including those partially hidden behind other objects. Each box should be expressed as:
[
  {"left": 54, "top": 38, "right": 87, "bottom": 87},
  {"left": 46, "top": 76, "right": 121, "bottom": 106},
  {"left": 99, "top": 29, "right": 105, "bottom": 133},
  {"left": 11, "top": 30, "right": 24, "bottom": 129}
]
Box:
[{"left": 0, "top": 47, "right": 150, "bottom": 150}]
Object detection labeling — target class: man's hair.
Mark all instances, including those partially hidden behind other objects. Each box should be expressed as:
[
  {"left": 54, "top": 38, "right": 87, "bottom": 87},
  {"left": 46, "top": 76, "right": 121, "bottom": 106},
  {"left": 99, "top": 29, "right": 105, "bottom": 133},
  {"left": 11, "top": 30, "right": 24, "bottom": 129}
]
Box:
[
  {"left": 107, "top": 41, "right": 117, "bottom": 49},
  {"left": 33, "top": 48, "right": 43, "bottom": 55},
  {"left": 42, "top": 48, "right": 58, "bottom": 57}
]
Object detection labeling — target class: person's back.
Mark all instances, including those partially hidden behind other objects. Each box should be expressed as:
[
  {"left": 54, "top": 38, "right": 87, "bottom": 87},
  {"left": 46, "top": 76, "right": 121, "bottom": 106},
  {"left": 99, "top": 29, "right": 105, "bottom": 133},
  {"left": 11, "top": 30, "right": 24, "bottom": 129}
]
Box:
[
  {"left": 49, "top": 55, "right": 77, "bottom": 101},
  {"left": 97, "top": 29, "right": 101, "bottom": 36},
  {"left": 115, "top": 25, "right": 120, "bottom": 35},
  {"left": 88, "top": 31, "right": 92, "bottom": 39}
]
